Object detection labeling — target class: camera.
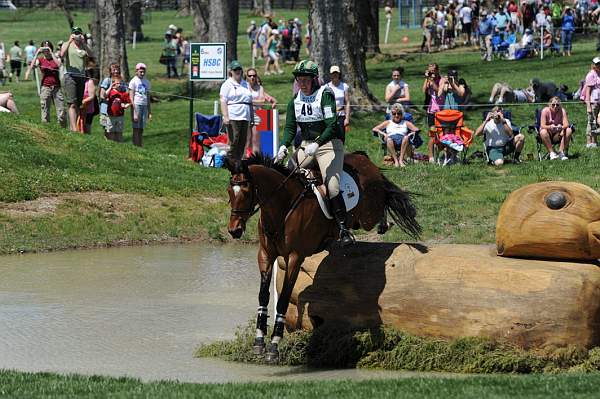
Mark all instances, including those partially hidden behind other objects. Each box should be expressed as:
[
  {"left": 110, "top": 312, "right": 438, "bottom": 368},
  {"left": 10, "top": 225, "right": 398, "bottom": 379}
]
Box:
[
  {"left": 448, "top": 70, "right": 458, "bottom": 79},
  {"left": 426, "top": 71, "right": 434, "bottom": 78}
]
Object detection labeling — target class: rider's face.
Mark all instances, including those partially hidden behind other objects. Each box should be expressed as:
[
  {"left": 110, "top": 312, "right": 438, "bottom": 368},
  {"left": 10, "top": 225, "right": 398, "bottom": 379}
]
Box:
[{"left": 296, "top": 76, "right": 313, "bottom": 93}]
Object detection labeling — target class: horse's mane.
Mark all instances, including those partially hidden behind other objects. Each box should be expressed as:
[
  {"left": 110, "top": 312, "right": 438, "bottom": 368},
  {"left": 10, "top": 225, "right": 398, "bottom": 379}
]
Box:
[{"left": 244, "top": 153, "right": 293, "bottom": 177}]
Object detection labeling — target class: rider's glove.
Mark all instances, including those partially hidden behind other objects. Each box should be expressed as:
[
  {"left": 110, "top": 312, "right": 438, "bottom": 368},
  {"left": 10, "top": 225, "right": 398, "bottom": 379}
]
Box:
[
  {"left": 305, "top": 142, "right": 319, "bottom": 156},
  {"left": 276, "top": 145, "right": 288, "bottom": 161}
]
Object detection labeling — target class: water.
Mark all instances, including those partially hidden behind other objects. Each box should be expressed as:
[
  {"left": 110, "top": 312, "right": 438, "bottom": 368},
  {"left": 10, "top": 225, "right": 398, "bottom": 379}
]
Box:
[{"left": 0, "top": 244, "right": 433, "bottom": 383}]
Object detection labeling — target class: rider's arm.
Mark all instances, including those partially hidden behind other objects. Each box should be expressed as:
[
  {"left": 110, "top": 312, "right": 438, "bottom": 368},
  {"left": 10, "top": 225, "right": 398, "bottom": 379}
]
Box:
[
  {"left": 281, "top": 99, "right": 297, "bottom": 147},
  {"left": 315, "top": 90, "right": 338, "bottom": 146}
]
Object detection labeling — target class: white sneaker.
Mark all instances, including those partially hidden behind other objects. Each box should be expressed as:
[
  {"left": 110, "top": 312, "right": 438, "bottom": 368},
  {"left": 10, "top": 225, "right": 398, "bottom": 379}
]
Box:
[
  {"left": 549, "top": 152, "right": 559, "bottom": 160},
  {"left": 559, "top": 152, "right": 568, "bottom": 161},
  {"left": 587, "top": 143, "right": 598, "bottom": 148}
]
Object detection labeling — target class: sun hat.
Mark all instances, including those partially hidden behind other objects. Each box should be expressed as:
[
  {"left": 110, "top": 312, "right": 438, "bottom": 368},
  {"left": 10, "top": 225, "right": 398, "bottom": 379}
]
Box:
[
  {"left": 593, "top": 57, "right": 600, "bottom": 65},
  {"left": 135, "top": 62, "right": 147, "bottom": 70},
  {"left": 229, "top": 60, "right": 243, "bottom": 70},
  {"left": 329, "top": 65, "right": 341, "bottom": 74}
]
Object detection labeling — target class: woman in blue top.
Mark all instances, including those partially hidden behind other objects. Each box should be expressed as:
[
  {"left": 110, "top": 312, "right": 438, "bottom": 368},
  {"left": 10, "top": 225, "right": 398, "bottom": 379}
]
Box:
[{"left": 561, "top": 7, "right": 575, "bottom": 57}]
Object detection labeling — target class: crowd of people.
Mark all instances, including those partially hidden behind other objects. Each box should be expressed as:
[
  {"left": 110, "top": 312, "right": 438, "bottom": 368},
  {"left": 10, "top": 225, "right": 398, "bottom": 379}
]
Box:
[
  {"left": 0, "top": 26, "right": 151, "bottom": 146},
  {"left": 421, "top": 0, "right": 597, "bottom": 59},
  {"left": 160, "top": 23, "right": 190, "bottom": 79}
]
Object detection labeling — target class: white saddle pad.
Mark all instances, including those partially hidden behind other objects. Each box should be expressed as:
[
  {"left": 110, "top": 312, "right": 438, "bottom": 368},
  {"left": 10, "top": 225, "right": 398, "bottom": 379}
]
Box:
[{"left": 312, "top": 170, "right": 360, "bottom": 219}]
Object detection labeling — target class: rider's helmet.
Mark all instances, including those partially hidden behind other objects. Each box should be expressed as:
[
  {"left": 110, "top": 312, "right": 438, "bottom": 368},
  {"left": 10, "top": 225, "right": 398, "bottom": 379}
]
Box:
[{"left": 292, "top": 60, "right": 319, "bottom": 77}]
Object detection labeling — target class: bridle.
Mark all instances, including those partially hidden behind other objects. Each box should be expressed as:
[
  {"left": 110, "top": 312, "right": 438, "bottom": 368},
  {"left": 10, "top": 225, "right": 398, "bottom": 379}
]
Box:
[{"left": 229, "top": 176, "right": 260, "bottom": 218}]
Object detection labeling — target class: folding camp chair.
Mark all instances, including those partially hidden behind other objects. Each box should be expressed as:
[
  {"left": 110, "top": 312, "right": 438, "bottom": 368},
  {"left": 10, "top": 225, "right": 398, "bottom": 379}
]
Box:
[
  {"left": 481, "top": 109, "right": 522, "bottom": 164},
  {"left": 527, "top": 108, "right": 575, "bottom": 161},
  {"left": 189, "top": 112, "right": 226, "bottom": 163},
  {"left": 429, "top": 109, "right": 473, "bottom": 165},
  {"left": 372, "top": 112, "right": 424, "bottom": 163}
]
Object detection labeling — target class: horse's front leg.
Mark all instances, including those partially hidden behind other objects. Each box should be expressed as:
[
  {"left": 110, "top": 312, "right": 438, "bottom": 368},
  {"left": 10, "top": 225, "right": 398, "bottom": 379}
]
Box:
[
  {"left": 254, "top": 243, "right": 276, "bottom": 355},
  {"left": 265, "top": 251, "right": 304, "bottom": 363}
]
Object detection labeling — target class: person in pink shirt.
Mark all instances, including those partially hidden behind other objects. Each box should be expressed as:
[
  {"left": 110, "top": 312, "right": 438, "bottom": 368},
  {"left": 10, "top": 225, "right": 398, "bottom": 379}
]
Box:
[
  {"left": 540, "top": 97, "right": 572, "bottom": 160},
  {"left": 584, "top": 57, "right": 600, "bottom": 148}
]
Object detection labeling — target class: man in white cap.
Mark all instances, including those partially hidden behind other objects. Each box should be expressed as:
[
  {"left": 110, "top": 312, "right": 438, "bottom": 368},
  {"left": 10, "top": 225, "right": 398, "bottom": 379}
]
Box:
[{"left": 129, "top": 62, "right": 151, "bottom": 147}]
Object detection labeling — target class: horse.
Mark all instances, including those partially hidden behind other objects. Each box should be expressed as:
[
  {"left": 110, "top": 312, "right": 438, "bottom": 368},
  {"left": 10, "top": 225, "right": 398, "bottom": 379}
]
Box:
[{"left": 224, "top": 152, "right": 421, "bottom": 363}]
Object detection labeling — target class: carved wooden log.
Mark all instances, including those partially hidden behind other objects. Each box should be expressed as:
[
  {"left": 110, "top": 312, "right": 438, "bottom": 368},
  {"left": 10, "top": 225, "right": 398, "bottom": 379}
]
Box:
[
  {"left": 496, "top": 181, "right": 600, "bottom": 261},
  {"left": 277, "top": 243, "right": 600, "bottom": 349}
]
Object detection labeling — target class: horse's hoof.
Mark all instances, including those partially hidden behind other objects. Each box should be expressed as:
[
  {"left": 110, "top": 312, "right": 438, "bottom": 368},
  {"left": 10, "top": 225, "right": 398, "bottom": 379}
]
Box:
[
  {"left": 265, "top": 343, "right": 279, "bottom": 364},
  {"left": 253, "top": 337, "right": 266, "bottom": 355}
]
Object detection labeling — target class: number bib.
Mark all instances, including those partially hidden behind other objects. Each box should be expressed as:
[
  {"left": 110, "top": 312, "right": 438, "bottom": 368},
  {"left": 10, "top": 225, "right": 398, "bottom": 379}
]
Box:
[{"left": 294, "top": 86, "right": 332, "bottom": 123}]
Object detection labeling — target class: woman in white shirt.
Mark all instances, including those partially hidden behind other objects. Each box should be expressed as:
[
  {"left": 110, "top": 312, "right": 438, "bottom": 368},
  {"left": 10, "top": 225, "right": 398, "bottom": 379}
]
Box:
[
  {"left": 246, "top": 68, "right": 277, "bottom": 155},
  {"left": 220, "top": 60, "right": 253, "bottom": 160},
  {"left": 371, "top": 103, "right": 419, "bottom": 167},
  {"left": 326, "top": 65, "right": 350, "bottom": 140}
]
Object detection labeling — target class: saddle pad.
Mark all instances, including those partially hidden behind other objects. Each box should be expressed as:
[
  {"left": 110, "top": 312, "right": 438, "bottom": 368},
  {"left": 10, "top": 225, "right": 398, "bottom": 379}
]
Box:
[{"left": 340, "top": 170, "right": 360, "bottom": 211}]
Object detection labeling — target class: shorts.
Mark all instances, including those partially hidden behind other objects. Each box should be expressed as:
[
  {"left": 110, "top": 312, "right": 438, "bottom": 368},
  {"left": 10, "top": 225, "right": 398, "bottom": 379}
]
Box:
[
  {"left": 488, "top": 141, "right": 515, "bottom": 162},
  {"left": 9, "top": 60, "right": 21, "bottom": 75},
  {"left": 268, "top": 50, "right": 279, "bottom": 60},
  {"left": 63, "top": 73, "right": 86, "bottom": 106},
  {"left": 388, "top": 134, "right": 407, "bottom": 149},
  {"left": 132, "top": 104, "right": 148, "bottom": 129},
  {"left": 101, "top": 115, "right": 124, "bottom": 133},
  {"left": 462, "top": 22, "right": 472, "bottom": 35}
]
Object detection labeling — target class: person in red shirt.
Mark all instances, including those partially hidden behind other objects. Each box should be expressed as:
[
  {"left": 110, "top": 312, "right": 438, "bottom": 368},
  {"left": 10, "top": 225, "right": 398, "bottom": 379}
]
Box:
[
  {"left": 26, "top": 40, "right": 66, "bottom": 127},
  {"left": 99, "top": 62, "right": 131, "bottom": 142}
]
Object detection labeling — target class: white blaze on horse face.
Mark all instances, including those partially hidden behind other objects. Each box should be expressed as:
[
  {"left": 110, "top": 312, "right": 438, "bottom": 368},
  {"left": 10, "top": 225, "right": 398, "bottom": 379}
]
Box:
[{"left": 233, "top": 185, "right": 241, "bottom": 196}]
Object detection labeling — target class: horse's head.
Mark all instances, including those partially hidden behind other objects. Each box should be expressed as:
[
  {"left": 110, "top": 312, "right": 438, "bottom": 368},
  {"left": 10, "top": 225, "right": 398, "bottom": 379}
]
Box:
[{"left": 224, "top": 157, "right": 257, "bottom": 239}]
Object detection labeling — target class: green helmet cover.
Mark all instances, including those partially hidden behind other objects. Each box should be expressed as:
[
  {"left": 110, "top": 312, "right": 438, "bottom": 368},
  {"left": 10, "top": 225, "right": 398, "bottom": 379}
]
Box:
[{"left": 293, "top": 60, "right": 319, "bottom": 77}]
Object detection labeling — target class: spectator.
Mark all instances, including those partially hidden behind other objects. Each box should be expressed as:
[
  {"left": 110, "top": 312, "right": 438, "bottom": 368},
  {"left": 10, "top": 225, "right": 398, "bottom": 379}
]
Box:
[
  {"left": 129, "top": 62, "right": 152, "bottom": 147},
  {"left": 371, "top": 103, "right": 420, "bottom": 168},
  {"left": 180, "top": 35, "right": 190, "bottom": 77},
  {"left": 507, "top": 0, "right": 519, "bottom": 32},
  {"left": 561, "top": 6, "right": 575, "bottom": 57},
  {"left": 162, "top": 31, "right": 178, "bottom": 79},
  {"left": 80, "top": 59, "right": 98, "bottom": 134},
  {"left": 220, "top": 60, "right": 252, "bottom": 160},
  {"left": 438, "top": 69, "right": 467, "bottom": 110},
  {"left": 508, "top": 28, "right": 534, "bottom": 59},
  {"left": 60, "top": 26, "right": 93, "bottom": 132},
  {"left": 246, "top": 68, "right": 276, "bottom": 155},
  {"left": 422, "top": 9, "right": 435, "bottom": 53},
  {"left": 534, "top": 6, "right": 550, "bottom": 32},
  {"left": 478, "top": 10, "right": 495, "bottom": 62},
  {"left": 8, "top": 41, "right": 23, "bottom": 83},
  {"left": 422, "top": 63, "right": 443, "bottom": 163},
  {"left": 494, "top": 7, "right": 510, "bottom": 37},
  {"left": 475, "top": 105, "right": 524, "bottom": 165},
  {"left": 24, "top": 40, "right": 36, "bottom": 65},
  {"left": 99, "top": 62, "right": 131, "bottom": 142},
  {"left": 264, "top": 29, "right": 283, "bottom": 75},
  {"left": 247, "top": 20, "right": 258, "bottom": 59},
  {"left": 257, "top": 17, "right": 272, "bottom": 61},
  {"left": 539, "top": 97, "right": 572, "bottom": 160},
  {"left": 26, "top": 41, "right": 66, "bottom": 128},
  {"left": 489, "top": 82, "right": 534, "bottom": 104},
  {"left": 584, "top": 57, "right": 600, "bottom": 149},
  {"left": 290, "top": 18, "right": 302, "bottom": 62},
  {"left": 531, "top": 77, "right": 558, "bottom": 102},
  {"left": 435, "top": 4, "right": 447, "bottom": 49},
  {"left": 0, "top": 91, "right": 18, "bottom": 113},
  {"left": 327, "top": 65, "right": 351, "bottom": 140},
  {"left": 521, "top": 0, "right": 534, "bottom": 31},
  {"left": 0, "top": 43, "right": 5, "bottom": 86},
  {"left": 459, "top": 2, "right": 473, "bottom": 45},
  {"left": 385, "top": 67, "right": 411, "bottom": 115}
]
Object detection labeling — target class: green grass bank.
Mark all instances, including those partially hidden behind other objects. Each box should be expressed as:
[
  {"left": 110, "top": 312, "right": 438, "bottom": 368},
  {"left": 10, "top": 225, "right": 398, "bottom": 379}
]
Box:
[{"left": 0, "top": 9, "right": 599, "bottom": 254}]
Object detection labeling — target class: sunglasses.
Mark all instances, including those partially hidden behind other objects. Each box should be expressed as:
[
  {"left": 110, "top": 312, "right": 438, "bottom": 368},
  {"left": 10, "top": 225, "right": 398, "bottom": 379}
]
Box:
[
  {"left": 391, "top": 112, "right": 402, "bottom": 116},
  {"left": 247, "top": 74, "right": 257, "bottom": 77},
  {"left": 551, "top": 103, "right": 560, "bottom": 107}
]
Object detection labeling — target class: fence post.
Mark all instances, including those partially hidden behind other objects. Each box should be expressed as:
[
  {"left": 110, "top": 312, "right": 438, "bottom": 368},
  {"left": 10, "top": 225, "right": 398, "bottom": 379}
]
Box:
[{"left": 540, "top": 26, "right": 544, "bottom": 60}]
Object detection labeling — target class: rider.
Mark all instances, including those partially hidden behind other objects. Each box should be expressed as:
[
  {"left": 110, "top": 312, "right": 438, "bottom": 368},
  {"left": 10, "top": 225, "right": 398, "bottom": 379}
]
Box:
[{"left": 277, "top": 60, "right": 354, "bottom": 247}]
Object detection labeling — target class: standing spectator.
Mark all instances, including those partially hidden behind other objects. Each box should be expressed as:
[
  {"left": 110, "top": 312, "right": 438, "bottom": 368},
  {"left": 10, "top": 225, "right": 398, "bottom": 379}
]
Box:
[
  {"left": 385, "top": 67, "right": 411, "bottom": 115},
  {"left": 478, "top": 10, "right": 495, "bottom": 62},
  {"left": 80, "top": 59, "right": 98, "bottom": 134},
  {"left": 26, "top": 41, "right": 66, "bottom": 128},
  {"left": 99, "top": 62, "right": 131, "bottom": 142},
  {"left": 459, "top": 2, "right": 473, "bottom": 45},
  {"left": 162, "top": 31, "right": 178, "bottom": 79},
  {"left": 60, "top": 26, "right": 93, "bottom": 132},
  {"left": 246, "top": 68, "right": 277, "bottom": 155},
  {"left": 539, "top": 97, "right": 572, "bottom": 160},
  {"left": 220, "top": 60, "right": 252, "bottom": 160},
  {"left": 438, "top": 69, "right": 466, "bottom": 110},
  {"left": 24, "top": 40, "right": 36, "bottom": 65},
  {"left": 584, "top": 57, "right": 600, "bottom": 149},
  {"left": 180, "top": 35, "right": 190, "bottom": 77},
  {"left": 129, "top": 63, "right": 152, "bottom": 147},
  {"left": 494, "top": 7, "right": 510, "bottom": 38},
  {"left": 247, "top": 20, "right": 258, "bottom": 59},
  {"left": 8, "top": 41, "right": 23, "bottom": 83},
  {"left": 327, "top": 65, "right": 351, "bottom": 139},
  {"left": 507, "top": 0, "right": 520, "bottom": 32},
  {"left": 561, "top": 7, "right": 575, "bottom": 57},
  {"left": 534, "top": 6, "right": 550, "bottom": 32},
  {"left": 521, "top": 0, "right": 534, "bottom": 31},
  {"left": 422, "top": 63, "right": 443, "bottom": 163},
  {"left": 264, "top": 29, "right": 283, "bottom": 75},
  {"left": 0, "top": 43, "right": 6, "bottom": 86},
  {"left": 291, "top": 18, "right": 302, "bottom": 62},
  {"left": 422, "top": 10, "right": 435, "bottom": 53}
]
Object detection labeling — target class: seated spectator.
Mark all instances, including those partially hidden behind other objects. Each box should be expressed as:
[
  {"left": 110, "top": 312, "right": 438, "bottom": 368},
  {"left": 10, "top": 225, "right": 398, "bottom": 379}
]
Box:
[
  {"left": 508, "top": 28, "right": 534, "bottom": 60},
  {"left": 0, "top": 91, "right": 18, "bottom": 113},
  {"left": 531, "top": 77, "right": 558, "bottom": 102},
  {"left": 489, "top": 82, "right": 534, "bottom": 104},
  {"left": 540, "top": 97, "right": 572, "bottom": 160},
  {"left": 371, "top": 104, "right": 420, "bottom": 168},
  {"left": 475, "top": 106, "right": 524, "bottom": 165},
  {"left": 385, "top": 67, "right": 411, "bottom": 115}
]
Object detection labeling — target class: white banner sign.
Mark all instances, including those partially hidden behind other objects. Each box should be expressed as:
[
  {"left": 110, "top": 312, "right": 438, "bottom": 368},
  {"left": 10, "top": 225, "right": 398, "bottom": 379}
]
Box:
[{"left": 189, "top": 43, "right": 227, "bottom": 81}]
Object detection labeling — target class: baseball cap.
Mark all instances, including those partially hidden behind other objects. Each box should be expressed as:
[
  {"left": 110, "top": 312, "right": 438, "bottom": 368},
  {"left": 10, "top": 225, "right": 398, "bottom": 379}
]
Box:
[
  {"left": 136, "top": 62, "right": 147, "bottom": 70},
  {"left": 229, "top": 60, "right": 243, "bottom": 70},
  {"left": 71, "top": 26, "right": 83, "bottom": 34},
  {"left": 329, "top": 65, "right": 341, "bottom": 74},
  {"left": 594, "top": 57, "right": 600, "bottom": 65},
  {"left": 272, "top": 29, "right": 279, "bottom": 35}
]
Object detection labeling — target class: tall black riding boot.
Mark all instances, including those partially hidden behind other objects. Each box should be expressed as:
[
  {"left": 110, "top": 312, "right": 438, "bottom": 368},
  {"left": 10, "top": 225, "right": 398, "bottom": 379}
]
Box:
[{"left": 330, "top": 194, "right": 355, "bottom": 247}]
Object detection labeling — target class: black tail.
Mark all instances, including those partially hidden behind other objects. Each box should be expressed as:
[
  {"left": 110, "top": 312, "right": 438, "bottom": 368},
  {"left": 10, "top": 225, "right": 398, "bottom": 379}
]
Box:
[{"left": 382, "top": 175, "right": 421, "bottom": 239}]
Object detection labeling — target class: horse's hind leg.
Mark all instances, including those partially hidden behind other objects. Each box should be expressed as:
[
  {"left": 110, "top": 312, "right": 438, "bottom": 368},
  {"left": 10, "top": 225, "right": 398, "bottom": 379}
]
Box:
[
  {"left": 254, "top": 245, "right": 276, "bottom": 355},
  {"left": 266, "top": 251, "right": 304, "bottom": 363},
  {"left": 377, "top": 207, "right": 389, "bottom": 235}
]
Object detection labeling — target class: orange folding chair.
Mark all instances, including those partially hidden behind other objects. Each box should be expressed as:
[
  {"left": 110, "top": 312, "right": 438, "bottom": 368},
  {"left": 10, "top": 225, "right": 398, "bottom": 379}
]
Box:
[{"left": 428, "top": 109, "right": 473, "bottom": 165}]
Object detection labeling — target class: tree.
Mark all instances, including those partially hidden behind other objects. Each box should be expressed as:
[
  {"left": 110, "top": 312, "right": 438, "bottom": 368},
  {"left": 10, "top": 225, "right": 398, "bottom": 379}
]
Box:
[
  {"left": 361, "top": 0, "right": 380, "bottom": 55},
  {"left": 191, "top": 0, "right": 209, "bottom": 42},
  {"left": 176, "top": 0, "right": 192, "bottom": 17},
  {"left": 308, "top": 0, "right": 379, "bottom": 108},
  {"left": 209, "top": 0, "right": 239, "bottom": 63},
  {"left": 252, "top": 0, "right": 271, "bottom": 16},
  {"left": 94, "top": 0, "right": 130, "bottom": 81},
  {"left": 125, "top": 0, "right": 144, "bottom": 42}
]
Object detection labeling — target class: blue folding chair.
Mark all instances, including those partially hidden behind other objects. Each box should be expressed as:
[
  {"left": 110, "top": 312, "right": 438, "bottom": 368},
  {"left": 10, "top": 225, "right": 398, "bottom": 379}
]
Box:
[{"left": 195, "top": 113, "right": 222, "bottom": 137}]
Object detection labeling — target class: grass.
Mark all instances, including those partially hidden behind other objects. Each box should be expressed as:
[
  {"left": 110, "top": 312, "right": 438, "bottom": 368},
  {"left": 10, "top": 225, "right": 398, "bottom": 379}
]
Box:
[
  {"left": 0, "top": 8, "right": 599, "bottom": 253},
  {"left": 3, "top": 369, "right": 600, "bottom": 398}
]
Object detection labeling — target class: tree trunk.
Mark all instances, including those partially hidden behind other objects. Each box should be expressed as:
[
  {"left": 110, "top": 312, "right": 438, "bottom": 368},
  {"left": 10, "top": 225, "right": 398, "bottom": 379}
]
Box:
[
  {"left": 191, "top": 0, "right": 210, "bottom": 42},
  {"left": 251, "top": 0, "right": 271, "bottom": 16},
  {"left": 125, "top": 0, "right": 144, "bottom": 42},
  {"left": 278, "top": 243, "right": 600, "bottom": 350},
  {"left": 209, "top": 0, "right": 239, "bottom": 63},
  {"left": 361, "top": 0, "right": 380, "bottom": 55},
  {"left": 176, "top": 0, "right": 192, "bottom": 17},
  {"left": 309, "top": 0, "right": 379, "bottom": 109},
  {"left": 95, "top": 0, "right": 130, "bottom": 81},
  {"left": 45, "top": 0, "right": 63, "bottom": 9}
]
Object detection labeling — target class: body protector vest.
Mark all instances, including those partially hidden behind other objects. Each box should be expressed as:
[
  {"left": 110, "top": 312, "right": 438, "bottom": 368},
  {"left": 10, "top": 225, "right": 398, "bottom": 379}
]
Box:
[{"left": 293, "top": 85, "right": 334, "bottom": 141}]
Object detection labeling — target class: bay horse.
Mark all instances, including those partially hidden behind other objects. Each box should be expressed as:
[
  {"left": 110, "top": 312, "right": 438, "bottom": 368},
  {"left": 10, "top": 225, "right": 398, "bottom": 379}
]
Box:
[{"left": 224, "top": 152, "right": 420, "bottom": 363}]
